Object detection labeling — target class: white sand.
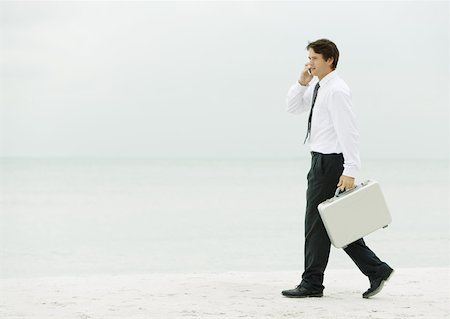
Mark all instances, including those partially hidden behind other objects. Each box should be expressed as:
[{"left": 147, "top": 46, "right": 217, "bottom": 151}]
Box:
[{"left": 1, "top": 267, "right": 448, "bottom": 319}]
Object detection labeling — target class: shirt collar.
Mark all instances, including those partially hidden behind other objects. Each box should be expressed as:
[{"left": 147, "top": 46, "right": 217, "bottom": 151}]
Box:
[{"left": 318, "top": 70, "right": 337, "bottom": 87}]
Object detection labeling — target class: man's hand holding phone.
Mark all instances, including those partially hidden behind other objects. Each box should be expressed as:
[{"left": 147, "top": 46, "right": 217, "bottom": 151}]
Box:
[{"left": 298, "top": 62, "right": 313, "bottom": 86}]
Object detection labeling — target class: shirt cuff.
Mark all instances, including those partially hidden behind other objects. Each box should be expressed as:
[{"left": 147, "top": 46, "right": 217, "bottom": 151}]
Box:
[
  {"left": 343, "top": 166, "right": 359, "bottom": 178},
  {"left": 297, "top": 81, "right": 309, "bottom": 88}
]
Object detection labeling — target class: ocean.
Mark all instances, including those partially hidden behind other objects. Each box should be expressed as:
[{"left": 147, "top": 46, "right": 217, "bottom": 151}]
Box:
[{"left": 0, "top": 158, "right": 448, "bottom": 278}]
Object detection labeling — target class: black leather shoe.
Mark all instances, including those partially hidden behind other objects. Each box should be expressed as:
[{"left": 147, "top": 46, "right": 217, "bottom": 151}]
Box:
[
  {"left": 363, "top": 267, "right": 394, "bottom": 299},
  {"left": 282, "top": 286, "right": 323, "bottom": 298}
]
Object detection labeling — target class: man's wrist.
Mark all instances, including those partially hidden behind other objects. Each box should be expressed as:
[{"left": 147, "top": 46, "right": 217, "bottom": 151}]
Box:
[{"left": 298, "top": 80, "right": 308, "bottom": 86}]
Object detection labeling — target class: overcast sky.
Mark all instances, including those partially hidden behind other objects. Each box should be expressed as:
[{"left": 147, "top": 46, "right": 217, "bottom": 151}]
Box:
[{"left": 0, "top": 1, "right": 448, "bottom": 160}]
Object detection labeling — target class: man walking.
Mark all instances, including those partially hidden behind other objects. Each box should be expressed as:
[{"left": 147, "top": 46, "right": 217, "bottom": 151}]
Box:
[{"left": 282, "top": 39, "right": 393, "bottom": 299}]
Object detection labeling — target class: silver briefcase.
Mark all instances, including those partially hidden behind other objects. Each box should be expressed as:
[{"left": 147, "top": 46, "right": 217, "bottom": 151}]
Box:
[{"left": 317, "top": 180, "right": 392, "bottom": 248}]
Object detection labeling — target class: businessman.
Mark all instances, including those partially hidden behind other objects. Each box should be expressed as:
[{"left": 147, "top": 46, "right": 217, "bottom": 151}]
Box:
[{"left": 282, "top": 39, "right": 393, "bottom": 299}]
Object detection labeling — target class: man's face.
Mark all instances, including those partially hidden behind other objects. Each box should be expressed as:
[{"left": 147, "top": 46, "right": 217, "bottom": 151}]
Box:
[{"left": 307, "top": 48, "right": 333, "bottom": 78}]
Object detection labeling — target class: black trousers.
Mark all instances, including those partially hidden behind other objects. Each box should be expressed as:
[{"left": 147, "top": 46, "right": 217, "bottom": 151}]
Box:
[{"left": 301, "top": 152, "right": 389, "bottom": 291}]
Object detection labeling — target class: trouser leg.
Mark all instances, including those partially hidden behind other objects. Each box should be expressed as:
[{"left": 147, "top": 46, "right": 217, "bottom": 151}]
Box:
[
  {"left": 300, "top": 153, "right": 343, "bottom": 291},
  {"left": 344, "top": 238, "right": 390, "bottom": 280}
]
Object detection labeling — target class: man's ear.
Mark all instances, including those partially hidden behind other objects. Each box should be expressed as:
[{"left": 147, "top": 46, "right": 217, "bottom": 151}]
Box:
[{"left": 327, "top": 57, "right": 334, "bottom": 67}]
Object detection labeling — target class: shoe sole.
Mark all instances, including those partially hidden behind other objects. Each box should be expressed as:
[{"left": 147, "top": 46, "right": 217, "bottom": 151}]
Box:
[
  {"left": 363, "top": 269, "right": 395, "bottom": 299},
  {"left": 282, "top": 293, "right": 323, "bottom": 298}
]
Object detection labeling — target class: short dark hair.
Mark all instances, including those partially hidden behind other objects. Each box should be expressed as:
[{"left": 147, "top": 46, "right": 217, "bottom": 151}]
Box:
[{"left": 306, "top": 39, "right": 339, "bottom": 70}]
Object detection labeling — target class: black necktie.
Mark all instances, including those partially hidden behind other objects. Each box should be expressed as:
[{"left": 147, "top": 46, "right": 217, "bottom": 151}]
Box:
[{"left": 303, "top": 82, "right": 320, "bottom": 144}]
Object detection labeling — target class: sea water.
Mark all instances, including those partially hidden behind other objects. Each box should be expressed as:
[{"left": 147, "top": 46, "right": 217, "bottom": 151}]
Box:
[{"left": 0, "top": 158, "right": 448, "bottom": 278}]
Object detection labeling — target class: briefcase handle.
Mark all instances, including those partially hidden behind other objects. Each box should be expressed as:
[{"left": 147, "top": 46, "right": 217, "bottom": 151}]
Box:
[{"left": 334, "top": 180, "right": 370, "bottom": 198}]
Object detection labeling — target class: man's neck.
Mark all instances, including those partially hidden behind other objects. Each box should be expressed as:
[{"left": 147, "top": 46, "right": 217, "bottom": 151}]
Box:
[{"left": 318, "top": 69, "right": 333, "bottom": 81}]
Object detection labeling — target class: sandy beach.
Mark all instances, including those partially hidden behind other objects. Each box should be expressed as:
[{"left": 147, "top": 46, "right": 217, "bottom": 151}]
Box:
[{"left": 1, "top": 267, "right": 448, "bottom": 319}]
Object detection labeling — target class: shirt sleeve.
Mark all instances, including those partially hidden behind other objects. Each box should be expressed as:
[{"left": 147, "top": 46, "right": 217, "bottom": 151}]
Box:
[
  {"left": 286, "top": 81, "right": 313, "bottom": 114},
  {"left": 328, "top": 90, "right": 361, "bottom": 177}
]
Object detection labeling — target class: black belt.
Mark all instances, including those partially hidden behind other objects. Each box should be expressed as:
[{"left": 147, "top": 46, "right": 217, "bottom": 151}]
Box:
[{"left": 311, "top": 151, "right": 342, "bottom": 156}]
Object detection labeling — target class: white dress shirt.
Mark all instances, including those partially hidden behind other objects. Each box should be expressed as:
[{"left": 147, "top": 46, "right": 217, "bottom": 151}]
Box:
[{"left": 286, "top": 70, "right": 361, "bottom": 177}]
